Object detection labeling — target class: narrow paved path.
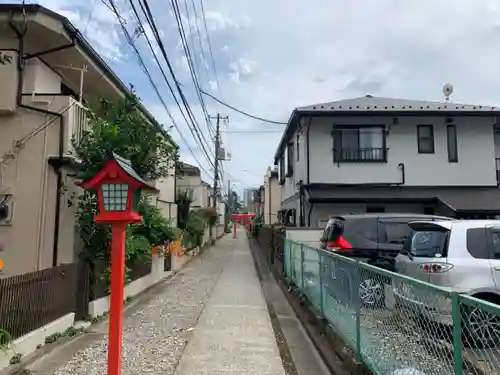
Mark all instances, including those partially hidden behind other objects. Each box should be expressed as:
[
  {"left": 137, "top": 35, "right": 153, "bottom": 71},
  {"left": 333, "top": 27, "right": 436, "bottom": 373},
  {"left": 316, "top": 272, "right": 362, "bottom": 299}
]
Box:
[
  {"left": 173, "top": 232, "right": 285, "bottom": 375},
  {"left": 41, "top": 232, "right": 285, "bottom": 375}
]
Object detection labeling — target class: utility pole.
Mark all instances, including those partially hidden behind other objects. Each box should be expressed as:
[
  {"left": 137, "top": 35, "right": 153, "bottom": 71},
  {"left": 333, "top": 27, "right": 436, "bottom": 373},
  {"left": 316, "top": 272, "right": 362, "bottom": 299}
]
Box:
[
  {"left": 209, "top": 113, "right": 228, "bottom": 239},
  {"left": 227, "top": 179, "right": 232, "bottom": 213},
  {"left": 226, "top": 179, "right": 231, "bottom": 231}
]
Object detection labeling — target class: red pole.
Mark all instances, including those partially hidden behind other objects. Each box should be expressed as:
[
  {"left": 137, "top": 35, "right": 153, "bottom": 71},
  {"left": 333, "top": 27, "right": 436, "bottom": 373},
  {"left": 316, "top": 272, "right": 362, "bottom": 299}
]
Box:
[
  {"left": 107, "top": 223, "right": 126, "bottom": 375},
  {"left": 233, "top": 223, "right": 237, "bottom": 238}
]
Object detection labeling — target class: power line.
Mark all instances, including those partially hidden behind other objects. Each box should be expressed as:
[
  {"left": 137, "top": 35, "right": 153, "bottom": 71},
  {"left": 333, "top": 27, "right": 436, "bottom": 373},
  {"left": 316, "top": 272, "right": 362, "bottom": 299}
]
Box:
[
  {"left": 170, "top": 0, "right": 211, "bottom": 128},
  {"left": 127, "top": 0, "right": 213, "bottom": 169},
  {"left": 198, "top": 0, "right": 221, "bottom": 93},
  {"left": 189, "top": 0, "right": 209, "bottom": 81},
  {"left": 109, "top": 0, "right": 214, "bottom": 177},
  {"left": 127, "top": 0, "right": 215, "bottom": 170},
  {"left": 221, "top": 130, "right": 282, "bottom": 134},
  {"left": 183, "top": 0, "right": 204, "bottom": 88},
  {"left": 185, "top": 0, "right": 214, "bottom": 137},
  {"left": 200, "top": 89, "right": 288, "bottom": 124},
  {"left": 129, "top": 0, "right": 211, "bottom": 170},
  {"left": 139, "top": 0, "right": 215, "bottom": 164}
]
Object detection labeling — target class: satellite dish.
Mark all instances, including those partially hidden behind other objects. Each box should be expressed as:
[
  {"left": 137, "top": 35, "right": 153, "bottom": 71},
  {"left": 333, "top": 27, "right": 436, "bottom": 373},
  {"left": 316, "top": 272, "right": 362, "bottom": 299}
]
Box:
[{"left": 443, "top": 84, "right": 453, "bottom": 101}]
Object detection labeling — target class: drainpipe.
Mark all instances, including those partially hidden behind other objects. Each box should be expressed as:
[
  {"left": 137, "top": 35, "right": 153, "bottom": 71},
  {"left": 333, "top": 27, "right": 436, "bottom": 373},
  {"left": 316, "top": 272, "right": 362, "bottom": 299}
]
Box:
[
  {"left": 307, "top": 203, "right": 314, "bottom": 227},
  {"left": 305, "top": 118, "right": 312, "bottom": 226},
  {"left": 10, "top": 19, "right": 76, "bottom": 267},
  {"left": 398, "top": 163, "right": 405, "bottom": 185},
  {"left": 306, "top": 117, "right": 311, "bottom": 185}
]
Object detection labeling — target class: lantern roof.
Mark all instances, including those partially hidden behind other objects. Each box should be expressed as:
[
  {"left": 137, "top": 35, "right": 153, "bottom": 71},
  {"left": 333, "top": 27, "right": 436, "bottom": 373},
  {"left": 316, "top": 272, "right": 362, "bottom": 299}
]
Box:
[
  {"left": 112, "top": 153, "right": 149, "bottom": 185},
  {"left": 81, "top": 152, "right": 157, "bottom": 191}
]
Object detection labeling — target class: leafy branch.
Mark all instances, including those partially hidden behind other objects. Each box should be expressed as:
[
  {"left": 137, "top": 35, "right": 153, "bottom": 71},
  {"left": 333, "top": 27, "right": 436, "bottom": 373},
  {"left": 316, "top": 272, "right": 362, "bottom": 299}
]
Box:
[{"left": 0, "top": 53, "right": 12, "bottom": 65}]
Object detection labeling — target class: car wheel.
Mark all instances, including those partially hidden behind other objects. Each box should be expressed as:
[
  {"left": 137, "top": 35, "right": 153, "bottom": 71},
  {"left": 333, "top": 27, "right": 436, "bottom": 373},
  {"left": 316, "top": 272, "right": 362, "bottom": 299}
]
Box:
[
  {"left": 463, "top": 305, "right": 500, "bottom": 349},
  {"left": 359, "top": 278, "right": 385, "bottom": 308}
]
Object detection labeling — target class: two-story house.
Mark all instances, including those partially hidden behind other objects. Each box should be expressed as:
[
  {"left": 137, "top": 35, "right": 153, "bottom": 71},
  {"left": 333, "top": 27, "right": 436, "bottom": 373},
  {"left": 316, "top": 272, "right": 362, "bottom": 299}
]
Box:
[
  {"left": 0, "top": 4, "right": 177, "bottom": 276},
  {"left": 176, "top": 162, "right": 212, "bottom": 208},
  {"left": 263, "top": 166, "right": 281, "bottom": 225},
  {"left": 274, "top": 95, "right": 500, "bottom": 227}
]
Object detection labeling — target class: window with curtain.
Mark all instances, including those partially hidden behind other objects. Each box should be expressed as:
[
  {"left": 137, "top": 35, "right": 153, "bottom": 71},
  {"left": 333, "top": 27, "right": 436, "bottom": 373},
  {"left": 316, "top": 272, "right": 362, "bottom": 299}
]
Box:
[
  {"left": 333, "top": 126, "right": 386, "bottom": 162},
  {"left": 417, "top": 125, "right": 435, "bottom": 154},
  {"left": 278, "top": 156, "right": 285, "bottom": 184},
  {"left": 447, "top": 125, "right": 458, "bottom": 162}
]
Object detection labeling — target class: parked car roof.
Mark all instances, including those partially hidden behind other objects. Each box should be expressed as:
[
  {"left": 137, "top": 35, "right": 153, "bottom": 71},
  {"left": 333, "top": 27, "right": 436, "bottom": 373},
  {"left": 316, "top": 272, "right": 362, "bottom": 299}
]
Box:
[
  {"left": 410, "top": 219, "right": 500, "bottom": 229},
  {"left": 327, "top": 213, "right": 452, "bottom": 221}
]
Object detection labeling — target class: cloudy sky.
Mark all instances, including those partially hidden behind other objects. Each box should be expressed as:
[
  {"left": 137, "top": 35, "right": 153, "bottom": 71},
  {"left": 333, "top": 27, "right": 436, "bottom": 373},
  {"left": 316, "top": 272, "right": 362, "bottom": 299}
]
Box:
[{"left": 10, "top": 0, "right": 500, "bottom": 195}]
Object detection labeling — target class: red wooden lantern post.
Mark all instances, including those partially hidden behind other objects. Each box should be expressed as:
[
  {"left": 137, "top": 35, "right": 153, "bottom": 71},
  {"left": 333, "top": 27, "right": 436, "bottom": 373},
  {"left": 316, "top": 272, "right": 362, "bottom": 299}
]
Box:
[{"left": 80, "top": 153, "right": 156, "bottom": 375}]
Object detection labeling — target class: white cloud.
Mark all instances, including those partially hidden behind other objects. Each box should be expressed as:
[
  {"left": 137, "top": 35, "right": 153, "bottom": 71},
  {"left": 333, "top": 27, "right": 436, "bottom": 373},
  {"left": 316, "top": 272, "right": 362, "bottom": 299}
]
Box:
[{"left": 15, "top": 0, "right": 500, "bottom": 191}]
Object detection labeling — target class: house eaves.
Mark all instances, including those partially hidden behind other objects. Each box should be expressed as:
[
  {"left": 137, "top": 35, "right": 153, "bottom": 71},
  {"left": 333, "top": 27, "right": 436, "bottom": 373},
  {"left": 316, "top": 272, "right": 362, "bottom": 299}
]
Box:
[
  {"left": 273, "top": 95, "right": 500, "bottom": 161},
  {"left": 178, "top": 162, "right": 201, "bottom": 176},
  {"left": 0, "top": 3, "right": 168, "bottom": 138}
]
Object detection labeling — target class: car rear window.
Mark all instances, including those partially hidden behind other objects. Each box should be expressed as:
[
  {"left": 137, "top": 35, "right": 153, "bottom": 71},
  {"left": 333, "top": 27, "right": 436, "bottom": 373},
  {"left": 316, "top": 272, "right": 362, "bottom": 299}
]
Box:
[
  {"left": 380, "top": 222, "right": 412, "bottom": 244},
  {"left": 407, "top": 230, "right": 448, "bottom": 258}
]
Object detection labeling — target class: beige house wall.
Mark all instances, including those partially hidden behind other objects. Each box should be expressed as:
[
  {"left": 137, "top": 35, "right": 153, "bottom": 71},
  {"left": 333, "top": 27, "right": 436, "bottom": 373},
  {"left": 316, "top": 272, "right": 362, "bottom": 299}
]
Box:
[
  {"left": 176, "top": 175, "right": 211, "bottom": 209},
  {"left": 263, "top": 168, "right": 281, "bottom": 225},
  {"left": 152, "top": 166, "right": 178, "bottom": 224},
  {"left": 0, "top": 12, "right": 178, "bottom": 276},
  {"left": 0, "top": 95, "right": 79, "bottom": 276}
]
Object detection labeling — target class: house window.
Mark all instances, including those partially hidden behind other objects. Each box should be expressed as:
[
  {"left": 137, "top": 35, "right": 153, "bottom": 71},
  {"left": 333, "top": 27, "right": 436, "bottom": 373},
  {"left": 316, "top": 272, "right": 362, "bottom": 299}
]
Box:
[
  {"left": 278, "top": 156, "right": 285, "bottom": 185},
  {"left": 447, "top": 125, "right": 458, "bottom": 162},
  {"left": 296, "top": 134, "right": 300, "bottom": 161},
  {"left": 286, "top": 143, "right": 294, "bottom": 177},
  {"left": 417, "top": 125, "right": 434, "bottom": 154},
  {"left": 333, "top": 126, "right": 386, "bottom": 162}
]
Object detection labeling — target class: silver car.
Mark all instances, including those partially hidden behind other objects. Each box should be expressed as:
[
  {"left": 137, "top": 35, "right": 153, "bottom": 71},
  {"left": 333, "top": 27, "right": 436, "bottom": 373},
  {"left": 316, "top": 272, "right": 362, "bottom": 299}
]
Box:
[{"left": 394, "top": 219, "right": 500, "bottom": 347}]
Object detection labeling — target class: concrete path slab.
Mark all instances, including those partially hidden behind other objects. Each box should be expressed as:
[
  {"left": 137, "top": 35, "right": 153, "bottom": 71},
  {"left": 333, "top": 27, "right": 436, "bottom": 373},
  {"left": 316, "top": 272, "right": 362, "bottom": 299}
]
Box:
[{"left": 173, "top": 233, "right": 286, "bottom": 375}]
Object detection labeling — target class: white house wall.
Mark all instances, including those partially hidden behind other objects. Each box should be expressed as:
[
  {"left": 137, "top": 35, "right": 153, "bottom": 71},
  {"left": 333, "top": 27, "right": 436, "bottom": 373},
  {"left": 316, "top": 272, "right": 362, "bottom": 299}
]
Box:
[
  {"left": 494, "top": 131, "right": 500, "bottom": 158},
  {"left": 308, "top": 116, "right": 497, "bottom": 186}
]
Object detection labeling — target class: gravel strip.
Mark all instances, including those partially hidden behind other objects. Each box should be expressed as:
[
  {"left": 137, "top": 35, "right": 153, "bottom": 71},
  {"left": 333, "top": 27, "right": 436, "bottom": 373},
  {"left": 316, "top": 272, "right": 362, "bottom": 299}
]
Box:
[
  {"left": 359, "top": 308, "right": 455, "bottom": 375},
  {"left": 53, "top": 241, "right": 234, "bottom": 375}
]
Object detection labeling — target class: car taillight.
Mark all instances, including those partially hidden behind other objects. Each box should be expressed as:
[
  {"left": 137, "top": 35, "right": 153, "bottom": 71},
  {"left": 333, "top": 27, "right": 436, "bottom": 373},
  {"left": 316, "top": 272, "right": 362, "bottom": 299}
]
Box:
[
  {"left": 327, "top": 236, "right": 353, "bottom": 253},
  {"left": 418, "top": 263, "right": 453, "bottom": 273}
]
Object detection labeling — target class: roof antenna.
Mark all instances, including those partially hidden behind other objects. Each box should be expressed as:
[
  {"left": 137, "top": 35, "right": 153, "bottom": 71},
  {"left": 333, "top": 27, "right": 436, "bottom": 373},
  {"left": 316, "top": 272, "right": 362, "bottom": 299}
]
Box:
[{"left": 442, "top": 83, "right": 453, "bottom": 101}]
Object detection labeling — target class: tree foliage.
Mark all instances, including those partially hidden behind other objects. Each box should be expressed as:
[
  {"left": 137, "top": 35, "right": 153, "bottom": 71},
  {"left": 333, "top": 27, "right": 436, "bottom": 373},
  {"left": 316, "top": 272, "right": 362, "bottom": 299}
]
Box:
[
  {"left": 184, "top": 209, "right": 207, "bottom": 247},
  {"left": 73, "top": 93, "right": 179, "bottom": 283},
  {"left": 0, "top": 53, "right": 11, "bottom": 65},
  {"left": 176, "top": 190, "right": 193, "bottom": 230},
  {"left": 175, "top": 190, "right": 209, "bottom": 249},
  {"left": 73, "top": 92, "right": 178, "bottom": 181}
]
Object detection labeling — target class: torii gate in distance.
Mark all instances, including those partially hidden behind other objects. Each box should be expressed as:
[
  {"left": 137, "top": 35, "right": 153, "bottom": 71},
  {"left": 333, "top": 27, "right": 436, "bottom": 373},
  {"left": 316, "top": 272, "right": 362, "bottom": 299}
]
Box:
[{"left": 232, "top": 213, "right": 256, "bottom": 237}]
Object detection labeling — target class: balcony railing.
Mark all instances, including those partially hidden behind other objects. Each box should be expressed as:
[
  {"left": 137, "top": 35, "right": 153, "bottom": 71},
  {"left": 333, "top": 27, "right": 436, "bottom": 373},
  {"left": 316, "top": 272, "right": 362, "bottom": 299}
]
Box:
[
  {"left": 65, "top": 97, "right": 90, "bottom": 157},
  {"left": 334, "top": 147, "right": 387, "bottom": 163}
]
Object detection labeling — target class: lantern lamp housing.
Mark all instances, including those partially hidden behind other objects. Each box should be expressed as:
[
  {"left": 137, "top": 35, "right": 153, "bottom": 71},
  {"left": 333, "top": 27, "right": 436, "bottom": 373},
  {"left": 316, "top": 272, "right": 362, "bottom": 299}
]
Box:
[{"left": 80, "top": 153, "right": 157, "bottom": 224}]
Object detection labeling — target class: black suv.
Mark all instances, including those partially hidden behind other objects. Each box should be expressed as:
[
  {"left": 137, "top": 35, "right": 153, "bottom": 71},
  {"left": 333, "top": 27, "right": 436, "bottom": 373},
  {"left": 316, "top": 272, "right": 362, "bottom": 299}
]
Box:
[
  {"left": 320, "top": 213, "right": 451, "bottom": 269},
  {"left": 319, "top": 213, "right": 451, "bottom": 307}
]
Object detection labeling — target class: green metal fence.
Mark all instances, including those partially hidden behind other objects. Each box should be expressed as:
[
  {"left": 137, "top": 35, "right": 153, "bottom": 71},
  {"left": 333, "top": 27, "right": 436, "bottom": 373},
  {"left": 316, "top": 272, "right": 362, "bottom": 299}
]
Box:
[{"left": 284, "top": 239, "right": 500, "bottom": 375}]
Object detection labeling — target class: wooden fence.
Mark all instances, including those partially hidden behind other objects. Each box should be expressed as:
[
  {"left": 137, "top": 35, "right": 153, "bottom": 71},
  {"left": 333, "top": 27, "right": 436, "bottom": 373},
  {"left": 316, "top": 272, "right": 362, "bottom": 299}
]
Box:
[
  {"left": 0, "top": 263, "right": 78, "bottom": 339},
  {"left": 0, "top": 256, "right": 155, "bottom": 338}
]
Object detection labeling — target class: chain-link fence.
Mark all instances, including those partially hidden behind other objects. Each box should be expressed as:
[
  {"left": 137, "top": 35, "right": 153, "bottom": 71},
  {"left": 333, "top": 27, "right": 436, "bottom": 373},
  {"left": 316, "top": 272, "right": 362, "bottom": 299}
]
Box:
[{"left": 284, "top": 239, "right": 500, "bottom": 375}]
